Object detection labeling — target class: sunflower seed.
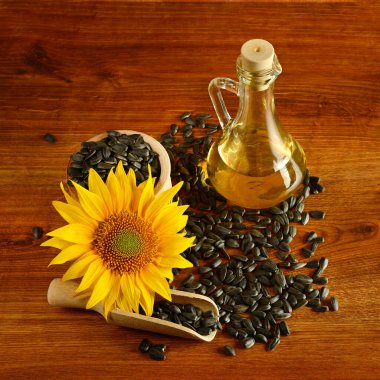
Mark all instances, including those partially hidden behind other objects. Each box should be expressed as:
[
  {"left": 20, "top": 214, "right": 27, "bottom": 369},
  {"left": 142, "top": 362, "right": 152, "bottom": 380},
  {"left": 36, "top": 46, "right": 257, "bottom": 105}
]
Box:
[
  {"left": 313, "top": 305, "right": 329, "bottom": 312},
  {"left": 226, "top": 239, "right": 240, "bottom": 248},
  {"left": 241, "top": 337, "right": 255, "bottom": 349},
  {"left": 32, "top": 226, "right": 43, "bottom": 239},
  {"left": 293, "top": 299, "right": 308, "bottom": 309},
  {"left": 319, "top": 257, "right": 329, "bottom": 271},
  {"left": 278, "top": 242, "right": 291, "bottom": 252},
  {"left": 274, "top": 271, "right": 286, "bottom": 288},
  {"left": 205, "top": 278, "right": 218, "bottom": 291},
  {"left": 267, "top": 337, "right": 280, "bottom": 351},
  {"left": 313, "top": 277, "right": 329, "bottom": 285},
  {"left": 180, "top": 112, "right": 192, "bottom": 120},
  {"left": 301, "top": 247, "right": 314, "bottom": 258},
  {"left": 270, "top": 206, "right": 284, "bottom": 215},
  {"left": 138, "top": 338, "right": 152, "bottom": 353},
  {"left": 169, "top": 304, "right": 182, "bottom": 314},
  {"left": 307, "top": 289, "right": 320, "bottom": 299},
  {"left": 170, "top": 124, "right": 179, "bottom": 135},
  {"left": 148, "top": 347, "right": 166, "bottom": 361},
  {"left": 307, "top": 298, "right": 321, "bottom": 308},
  {"left": 306, "top": 259, "right": 319, "bottom": 268},
  {"left": 310, "top": 241, "right": 319, "bottom": 253},
  {"left": 305, "top": 231, "right": 317, "bottom": 243},
  {"left": 211, "top": 258, "right": 222, "bottom": 268},
  {"left": 301, "top": 212, "right": 310, "bottom": 225},
  {"left": 292, "top": 262, "right": 307, "bottom": 270},
  {"left": 223, "top": 345, "right": 236, "bottom": 356},
  {"left": 313, "top": 257, "right": 328, "bottom": 278},
  {"left": 296, "top": 203, "right": 305, "bottom": 213},
  {"left": 309, "top": 210, "right": 326, "bottom": 219},
  {"left": 180, "top": 273, "right": 194, "bottom": 287},
  {"left": 43, "top": 133, "right": 57, "bottom": 143},
  {"left": 278, "top": 321, "right": 290, "bottom": 336},
  {"left": 319, "top": 286, "right": 329, "bottom": 300},
  {"left": 330, "top": 296, "right": 339, "bottom": 311},
  {"left": 295, "top": 274, "right": 313, "bottom": 284}
]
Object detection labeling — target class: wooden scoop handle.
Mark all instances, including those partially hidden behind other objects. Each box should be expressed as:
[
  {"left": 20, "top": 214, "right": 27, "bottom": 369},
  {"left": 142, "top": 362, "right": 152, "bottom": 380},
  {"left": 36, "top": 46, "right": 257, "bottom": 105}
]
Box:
[{"left": 47, "top": 278, "right": 103, "bottom": 314}]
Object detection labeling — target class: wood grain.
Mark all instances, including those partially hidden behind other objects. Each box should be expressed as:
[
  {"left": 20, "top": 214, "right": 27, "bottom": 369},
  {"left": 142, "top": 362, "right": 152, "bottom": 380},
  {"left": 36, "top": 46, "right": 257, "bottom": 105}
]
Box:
[{"left": 0, "top": 1, "right": 379, "bottom": 379}]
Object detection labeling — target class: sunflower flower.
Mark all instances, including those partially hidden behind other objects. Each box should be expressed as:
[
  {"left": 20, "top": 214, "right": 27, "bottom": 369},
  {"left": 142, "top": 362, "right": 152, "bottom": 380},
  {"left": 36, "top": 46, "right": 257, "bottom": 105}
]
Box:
[{"left": 42, "top": 161, "right": 193, "bottom": 318}]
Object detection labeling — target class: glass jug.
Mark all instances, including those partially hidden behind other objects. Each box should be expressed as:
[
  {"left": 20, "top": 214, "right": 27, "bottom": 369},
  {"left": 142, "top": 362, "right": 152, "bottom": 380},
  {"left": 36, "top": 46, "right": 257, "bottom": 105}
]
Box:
[{"left": 207, "top": 39, "right": 307, "bottom": 209}]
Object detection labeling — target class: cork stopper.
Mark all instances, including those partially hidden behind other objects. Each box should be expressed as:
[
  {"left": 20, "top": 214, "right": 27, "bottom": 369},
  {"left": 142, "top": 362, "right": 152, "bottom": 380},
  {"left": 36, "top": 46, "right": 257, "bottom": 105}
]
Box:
[{"left": 241, "top": 39, "right": 275, "bottom": 72}]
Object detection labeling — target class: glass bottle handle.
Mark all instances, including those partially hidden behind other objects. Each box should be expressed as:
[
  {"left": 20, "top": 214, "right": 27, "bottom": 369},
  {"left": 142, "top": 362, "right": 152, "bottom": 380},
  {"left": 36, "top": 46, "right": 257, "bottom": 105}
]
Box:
[{"left": 208, "top": 77, "right": 240, "bottom": 129}]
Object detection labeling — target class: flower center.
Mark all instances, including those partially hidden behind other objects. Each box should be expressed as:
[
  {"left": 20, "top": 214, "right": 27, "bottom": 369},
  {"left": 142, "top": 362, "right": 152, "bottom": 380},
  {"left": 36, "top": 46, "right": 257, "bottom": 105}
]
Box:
[
  {"left": 93, "top": 211, "right": 158, "bottom": 275},
  {"left": 114, "top": 231, "right": 142, "bottom": 257}
]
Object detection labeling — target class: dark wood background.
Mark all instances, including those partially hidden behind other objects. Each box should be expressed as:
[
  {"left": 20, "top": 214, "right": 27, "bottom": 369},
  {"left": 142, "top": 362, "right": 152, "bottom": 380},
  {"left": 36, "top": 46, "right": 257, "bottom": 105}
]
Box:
[{"left": 1, "top": 1, "right": 379, "bottom": 379}]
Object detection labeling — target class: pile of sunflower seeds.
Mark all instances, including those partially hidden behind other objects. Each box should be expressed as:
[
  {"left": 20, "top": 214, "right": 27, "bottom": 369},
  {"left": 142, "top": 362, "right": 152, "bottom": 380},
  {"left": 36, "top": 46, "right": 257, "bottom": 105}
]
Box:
[
  {"left": 158, "top": 112, "right": 338, "bottom": 354},
  {"left": 68, "top": 131, "right": 161, "bottom": 189}
]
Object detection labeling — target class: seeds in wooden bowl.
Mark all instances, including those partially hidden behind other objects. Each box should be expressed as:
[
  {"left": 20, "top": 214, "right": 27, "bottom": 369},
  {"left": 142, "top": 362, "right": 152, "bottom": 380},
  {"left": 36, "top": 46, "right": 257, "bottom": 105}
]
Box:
[{"left": 67, "top": 131, "right": 161, "bottom": 189}]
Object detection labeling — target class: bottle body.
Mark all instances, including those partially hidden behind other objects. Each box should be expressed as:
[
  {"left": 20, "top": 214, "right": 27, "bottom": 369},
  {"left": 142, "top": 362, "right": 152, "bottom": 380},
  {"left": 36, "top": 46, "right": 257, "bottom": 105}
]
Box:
[{"left": 207, "top": 122, "right": 306, "bottom": 208}]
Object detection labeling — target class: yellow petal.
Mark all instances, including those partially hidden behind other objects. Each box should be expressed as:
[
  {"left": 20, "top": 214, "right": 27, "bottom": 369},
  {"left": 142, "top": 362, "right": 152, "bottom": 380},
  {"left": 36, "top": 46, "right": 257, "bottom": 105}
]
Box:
[
  {"left": 158, "top": 255, "right": 193, "bottom": 269},
  {"left": 41, "top": 237, "right": 72, "bottom": 250},
  {"left": 103, "top": 276, "right": 121, "bottom": 318},
  {"left": 47, "top": 223, "right": 94, "bottom": 244},
  {"left": 158, "top": 235, "right": 194, "bottom": 257},
  {"left": 72, "top": 181, "right": 107, "bottom": 221},
  {"left": 60, "top": 182, "right": 80, "bottom": 208},
  {"left": 152, "top": 202, "right": 188, "bottom": 229},
  {"left": 155, "top": 265, "right": 174, "bottom": 282},
  {"left": 49, "top": 244, "right": 92, "bottom": 266},
  {"left": 121, "top": 273, "right": 140, "bottom": 313},
  {"left": 62, "top": 253, "right": 97, "bottom": 281},
  {"left": 153, "top": 210, "right": 188, "bottom": 235},
  {"left": 119, "top": 275, "right": 134, "bottom": 313},
  {"left": 52, "top": 201, "right": 98, "bottom": 228},
  {"left": 127, "top": 167, "right": 137, "bottom": 190},
  {"left": 117, "top": 291, "right": 131, "bottom": 312},
  {"left": 126, "top": 169, "right": 141, "bottom": 213},
  {"left": 128, "top": 274, "right": 141, "bottom": 313},
  {"left": 88, "top": 169, "right": 112, "bottom": 218},
  {"left": 140, "top": 263, "right": 172, "bottom": 301},
  {"left": 106, "top": 169, "right": 123, "bottom": 214},
  {"left": 76, "top": 258, "right": 104, "bottom": 293},
  {"left": 115, "top": 161, "right": 129, "bottom": 211},
  {"left": 135, "top": 273, "right": 154, "bottom": 316},
  {"left": 138, "top": 171, "right": 154, "bottom": 219},
  {"left": 145, "top": 181, "right": 182, "bottom": 221},
  {"left": 86, "top": 270, "right": 112, "bottom": 309}
]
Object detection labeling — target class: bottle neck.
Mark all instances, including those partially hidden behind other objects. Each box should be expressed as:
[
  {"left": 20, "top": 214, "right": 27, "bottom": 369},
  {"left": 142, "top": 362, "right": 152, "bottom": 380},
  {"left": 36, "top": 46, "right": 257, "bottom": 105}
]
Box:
[
  {"left": 235, "top": 82, "right": 275, "bottom": 126},
  {"left": 234, "top": 53, "right": 282, "bottom": 128}
]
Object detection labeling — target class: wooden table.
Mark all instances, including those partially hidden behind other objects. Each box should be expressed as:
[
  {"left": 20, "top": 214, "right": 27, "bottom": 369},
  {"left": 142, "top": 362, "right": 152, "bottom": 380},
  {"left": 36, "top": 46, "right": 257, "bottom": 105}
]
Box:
[{"left": 1, "top": 1, "right": 379, "bottom": 379}]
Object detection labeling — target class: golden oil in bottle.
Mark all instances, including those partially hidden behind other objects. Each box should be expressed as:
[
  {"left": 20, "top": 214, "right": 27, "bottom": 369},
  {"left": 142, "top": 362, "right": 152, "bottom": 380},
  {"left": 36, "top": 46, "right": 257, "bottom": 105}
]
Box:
[{"left": 207, "top": 127, "right": 306, "bottom": 209}]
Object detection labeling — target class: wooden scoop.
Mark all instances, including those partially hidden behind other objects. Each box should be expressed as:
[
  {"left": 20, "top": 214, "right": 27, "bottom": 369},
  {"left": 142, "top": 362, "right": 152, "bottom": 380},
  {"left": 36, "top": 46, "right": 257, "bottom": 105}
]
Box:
[{"left": 47, "top": 278, "right": 219, "bottom": 342}]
